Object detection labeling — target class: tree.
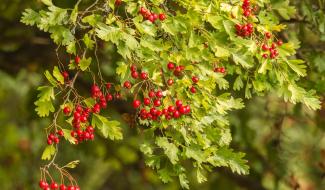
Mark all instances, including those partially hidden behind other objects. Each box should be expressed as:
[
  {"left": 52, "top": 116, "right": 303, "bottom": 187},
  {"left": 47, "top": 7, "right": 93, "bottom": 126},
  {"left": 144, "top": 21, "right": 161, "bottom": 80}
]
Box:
[{"left": 0, "top": 0, "right": 319, "bottom": 189}]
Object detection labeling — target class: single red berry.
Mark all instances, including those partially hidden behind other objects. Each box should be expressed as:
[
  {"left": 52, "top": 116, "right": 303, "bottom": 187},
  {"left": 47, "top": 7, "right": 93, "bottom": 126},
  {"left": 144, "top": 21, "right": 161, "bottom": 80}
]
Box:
[
  {"left": 115, "top": 0, "right": 122, "bottom": 6},
  {"left": 235, "top": 23, "right": 242, "bottom": 31},
  {"left": 243, "top": 10, "right": 251, "bottom": 17},
  {"left": 262, "top": 54, "right": 268, "bottom": 59},
  {"left": 167, "top": 79, "right": 174, "bottom": 86},
  {"left": 80, "top": 115, "right": 87, "bottom": 123},
  {"left": 130, "top": 65, "right": 137, "bottom": 72},
  {"left": 47, "top": 138, "right": 53, "bottom": 145},
  {"left": 144, "top": 98, "right": 151, "bottom": 106},
  {"left": 106, "top": 83, "right": 112, "bottom": 89},
  {"left": 179, "top": 106, "right": 187, "bottom": 114},
  {"left": 59, "top": 184, "right": 66, "bottom": 190},
  {"left": 277, "top": 40, "right": 283, "bottom": 46},
  {"left": 148, "top": 91, "right": 155, "bottom": 98},
  {"left": 192, "top": 76, "right": 199, "bottom": 84},
  {"left": 152, "top": 13, "right": 158, "bottom": 20},
  {"left": 67, "top": 186, "right": 75, "bottom": 190},
  {"left": 70, "top": 130, "right": 76, "bottom": 137},
  {"left": 173, "top": 111, "right": 180, "bottom": 118},
  {"left": 100, "top": 101, "right": 107, "bottom": 109},
  {"left": 123, "top": 81, "right": 132, "bottom": 89},
  {"left": 48, "top": 133, "right": 55, "bottom": 140},
  {"left": 159, "top": 13, "right": 166, "bottom": 21},
  {"left": 115, "top": 93, "right": 122, "bottom": 99},
  {"left": 148, "top": 15, "right": 155, "bottom": 22},
  {"left": 63, "top": 106, "right": 71, "bottom": 115},
  {"left": 53, "top": 137, "right": 59, "bottom": 144},
  {"left": 140, "top": 72, "right": 148, "bottom": 80},
  {"left": 162, "top": 108, "right": 168, "bottom": 115},
  {"left": 57, "top": 130, "right": 64, "bottom": 137},
  {"left": 261, "top": 44, "right": 269, "bottom": 51},
  {"left": 50, "top": 182, "right": 58, "bottom": 189},
  {"left": 176, "top": 100, "right": 182, "bottom": 107},
  {"left": 167, "top": 62, "right": 175, "bottom": 70},
  {"left": 73, "top": 112, "right": 81, "bottom": 119},
  {"left": 74, "top": 187, "right": 80, "bottom": 190},
  {"left": 156, "top": 90, "right": 163, "bottom": 98},
  {"left": 190, "top": 86, "right": 197, "bottom": 93},
  {"left": 133, "top": 100, "right": 141, "bottom": 108},
  {"left": 168, "top": 106, "right": 175, "bottom": 113},
  {"left": 140, "top": 7, "right": 147, "bottom": 15},
  {"left": 106, "top": 94, "right": 113, "bottom": 101},
  {"left": 62, "top": 71, "right": 69, "bottom": 80},
  {"left": 75, "top": 56, "right": 80, "bottom": 64},
  {"left": 131, "top": 71, "right": 139, "bottom": 79},
  {"left": 150, "top": 107, "right": 158, "bottom": 116},
  {"left": 39, "top": 180, "right": 47, "bottom": 189},
  {"left": 154, "top": 99, "right": 161, "bottom": 107},
  {"left": 271, "top": 43, "right": 277, "bottom": 49},
  {"left": 265, "top": 32, "right": 272, "bottom": 39},
  {"left": 86, "top": 126, "right": 94, "bottom": 133}
]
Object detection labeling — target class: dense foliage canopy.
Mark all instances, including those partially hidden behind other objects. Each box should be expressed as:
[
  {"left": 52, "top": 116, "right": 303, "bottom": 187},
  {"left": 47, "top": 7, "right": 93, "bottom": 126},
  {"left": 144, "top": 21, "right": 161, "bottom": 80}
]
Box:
[{"left": 0, "top": 0, "right": 324, "bottom": 189}]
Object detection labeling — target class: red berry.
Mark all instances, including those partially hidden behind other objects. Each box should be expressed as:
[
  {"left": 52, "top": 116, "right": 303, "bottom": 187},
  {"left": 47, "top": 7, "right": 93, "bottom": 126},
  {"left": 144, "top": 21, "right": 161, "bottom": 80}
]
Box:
[
  {"left": 115, "top": 0, "right": 122, "bottom": 6},
  {"left": 57, "top": 130, "right": 64, "bottom": 136},
  {"left": 75, "top": 187, "right": 80, "bottom": 190},
  {"left": 123, "top": 81, "right": 132, "bottom": 89},
  {"left": 131, "top": 71, "right": 139, "bottom": 79},
  {"left": 106, "top": 83, "right": 112, "bottom": 89},
  {"left": 152, "top": 13, "right": 158, "bottom": 20},
  {"left": 59, "top": 184, "right": 66, "bottom": 190},
  {"left": 75, "top": 56, "right": 80, "bottom": 64},
  {"left": 277, "top": 40, "right": 283, "bottom": 46},
  {"left": 140, "top": 7, "right": 147, "bottom": 15},
  {"left": 67, "top": 186, "right": 75, "bottom": 190},
  {"left": 70, "top": 130, "right": 76, "bottom": 137},
  {"left": 176, "top": 100, "right": 182, "bottom": 107},
  {"left": 50, "top": 182, "right": 58, "bottom": 189},
  {"left": 130, "top": 65, "right": 137, "bottom": 72},
  {"left": 262, "top": 54, "right": 268, "bottom": 59},
  {"left": 86, "top": 126, "right": 94, "bottom": 133},
  {"left": 133, "top": 100, "right": 141, "bottom": 108},
  {"left": 80, "top": 115, "right": 87, "bottom": 123},
  {"left": 179, "top": 106, "right": 187, "bottom": 114},
  {"left": 53, "top": 137, "right": 60, "bottom": 144},
  {"left": 159, "top": 13, "right": 166, "bottom": 21},
  {"left": 219, "top": 67, "right": 226, "bottom": 74},
  {"left": 47, "top": 138, "right": 53, "bottom": 145},
  {"left": 156, "top": 90, "right": 163, "bottom": 98},
  {"left": 243, "top": 10, "right": 251, "bottom": 17},
  {"left": 148, "top": 15, "right": 155, "bottom": 22},
  {"left": 261, "top": 44, "right": 269, "bottom": 51},
  {"left": 192, "top": 76, "right": 199, "bottom": 84},
  {"left": 48, "top": 133, "right": 55, "bottom": 140},
  {"left": 235, "top": 23, "right": 242, "bottom": 31},
  {"left": 39, "top": 180, "right": 47, "bottom": 188},
  {"left": 62, "top": 71, "right": 69, "bottom": 80},
  {"left": 106, "top": 94, "right": 113, "bottom": 101},
  {"left": 140, "top": 72, "right": 148, "bottom": 80},
  {"left": 144, "top": 98, "right": 151, "bottom": 106},
  {"left": 150, "top": 107, "right": 158, "bottom": 116},
  {"left": 154, "top": 99, "right": 161, "bottom": 107},
  {"left": 115, "top": 93, "right": 122, "bottom": 99},
  {"left": 167, "top": 79, "right": 174, "bottom": 86},
  {"left": 148, "top": 91, "right": 155, "bottom": 98},
  {"left": 63, "top": 107, "right": 71, "bottom": 115},
  {"left": 190, "top": 86, "right": 197, "bottom": 93},
  {"left": 265, "top": 32, "right": 272, "bottom": 39},
  {"left": 168, "top": 106, "right": 175, "bottom": 113},
  {"left": 167, "top": 62, "right": 175, "bottom": 70},
  {"left": 173, "top": 111, "right": 180, "bottom": 118}
]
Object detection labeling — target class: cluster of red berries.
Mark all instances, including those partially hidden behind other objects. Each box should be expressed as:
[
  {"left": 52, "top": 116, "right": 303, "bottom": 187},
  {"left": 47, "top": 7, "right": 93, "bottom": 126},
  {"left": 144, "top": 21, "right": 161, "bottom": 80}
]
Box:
[
  {"left": 139, "top": 7, "right": 166, "bottom": 23},
  {"left": 214, "top": 67, "right": 226, "bottom": 74},
  {"left": 167, "top": 62, "right": 185, "bottom": 76},
  {"left": 260, "top": 32, "right": 283, "bottom": 59},
  {"left": 133, "top": 94, "right": 191, "bottom": 121},
  {"left": 46, "top": 130, "right": 64, "bottom": 145},
  {"left": 189, "top": 76, "right": 199, "bottom": 94},
  {"left": 241, "top": 0, "right": 253, "bottom": 17},
  {"left": 39, "top": 180, "right": 79, "bottom": 190},
  {"left": 123, "top": 65, "right": 149, "bottom": 89},
  {"left": 235, "top": 23, "right": 254, "bottom": 37}
]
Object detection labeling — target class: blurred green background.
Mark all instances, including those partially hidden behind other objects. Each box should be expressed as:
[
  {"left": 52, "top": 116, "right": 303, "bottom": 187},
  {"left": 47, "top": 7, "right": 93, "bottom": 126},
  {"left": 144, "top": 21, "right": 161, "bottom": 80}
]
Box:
[{"left": 0, "top": 0, "right": 324, "bottom": 189}]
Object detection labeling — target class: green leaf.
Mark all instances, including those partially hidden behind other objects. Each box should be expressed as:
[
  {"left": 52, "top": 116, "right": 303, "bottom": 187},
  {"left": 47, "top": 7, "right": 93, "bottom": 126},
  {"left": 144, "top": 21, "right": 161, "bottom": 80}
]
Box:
[
  {"left": 233, "top": 76, "right": 244, "bottom": 91},
  {"left": 116, "top": 62, "right": 128, "bottom": 79},
  {"left": 156, "top": 137, "right": 179, "bottom": 165},
  {"left": 21, "top": 9, "right": 41, "bottom": 26},
  {"left": 179, "top": 173, "right": 189, "bottom": 189},
  {"left": 286, "top": 59, "right": 307, "bottom": 77},
  {"left": 92, "top": 114, "right": 123, "bottom": 140},
  {"left": 208, "top": 147, "right": 249, "bottom": 175},
  {"left": 53, "top": 66, "right": 64, "bottom": 84},
  {"left": 36, "top": 86, "right": 54, "bottom": 101},
  {"left": 197, "top": 168, "right": 207, "bottom": 183},
  {"left": 44, "top": 70, "right": 58, "bottom": 86},
  {"left": 41, "top": 145, "right": 56, "bottom": 160},
  {"left": 158, "top": 167, "right": 173, "bottom": 183},
  {"left": 83, "top": 34, "right": 95, "bottom": 50},
  {"left": 82, "top": 14, "right": 103, "bottom": 27},
  {"left": 96, "top": 23, "right": 122, "bottom": 44},
  {"left": 35, "top": 100, "right": 55, "bottom": 117},
  {"left": 49, "top": 26, "right": 74, "bottom": 45},
  {"left": 63, "top": 160, "right": 80, "bottom": 168},
  {"left": 79, "top": 57, "right": 92, "bottom": 71}
]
